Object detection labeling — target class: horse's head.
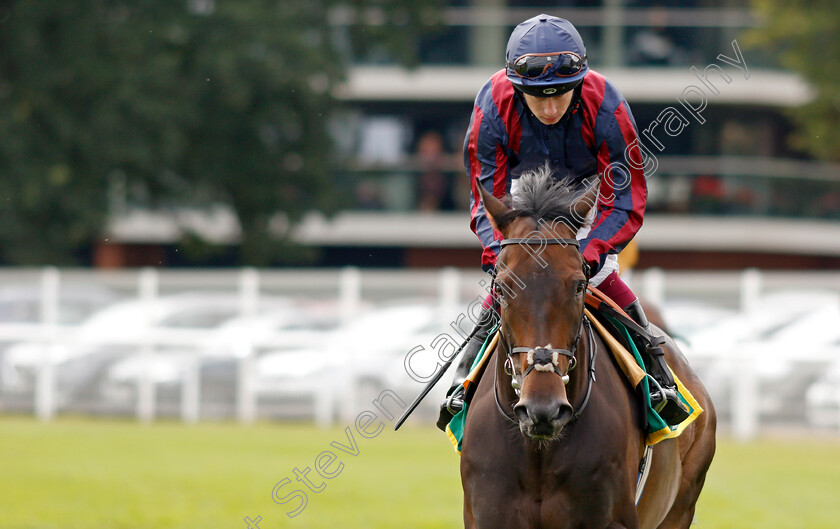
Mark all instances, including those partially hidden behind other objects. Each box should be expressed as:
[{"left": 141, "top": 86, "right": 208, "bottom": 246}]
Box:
[{"left": 478, "top": 167, "right": 599, "bottom": 440}]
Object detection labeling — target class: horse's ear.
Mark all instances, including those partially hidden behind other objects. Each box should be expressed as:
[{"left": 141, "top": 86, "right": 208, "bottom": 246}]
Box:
[
  {"left": 570, "top": 176, "right": 600, "bottom": 227},
  {"left": 476, "top": 178, "right": 511, "bottom": 233}
]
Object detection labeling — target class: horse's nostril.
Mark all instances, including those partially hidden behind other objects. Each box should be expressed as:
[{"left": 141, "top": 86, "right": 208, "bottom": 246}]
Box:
[
  {"left": 555, "top": 404, "right": 574, "bottom": 427},
  {"left": 516, "top": 401, "right": 559, "bottom": 425},
  {"left": 513, "top": 403, "right": 530, "bottom": 423}
]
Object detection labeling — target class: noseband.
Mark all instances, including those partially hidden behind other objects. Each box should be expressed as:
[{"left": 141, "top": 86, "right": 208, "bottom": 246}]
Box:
[
  {"left": 493, "top": 236, "right": 598, "bottom": 424},
  {"left": 509, "top": 346, "right": 576, "bottom": 390}
]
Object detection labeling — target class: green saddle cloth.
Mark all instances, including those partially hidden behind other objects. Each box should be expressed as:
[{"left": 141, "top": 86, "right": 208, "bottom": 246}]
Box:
[
  {"left": 600, "top": 313, "right": 702, "bottom": 446},
  {"left": 444, "top": 329, "right": 495, "bottom": 455}
]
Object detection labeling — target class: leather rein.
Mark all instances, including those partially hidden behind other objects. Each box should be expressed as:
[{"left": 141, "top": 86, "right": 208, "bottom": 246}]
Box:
[{"left": 492, "top": 237, "right": 598, "bottom": 425}]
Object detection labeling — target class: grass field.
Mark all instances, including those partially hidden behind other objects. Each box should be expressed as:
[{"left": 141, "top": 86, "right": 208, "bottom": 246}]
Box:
[{"left": 2, "top": 417, "right": 840, "bottom": 529}]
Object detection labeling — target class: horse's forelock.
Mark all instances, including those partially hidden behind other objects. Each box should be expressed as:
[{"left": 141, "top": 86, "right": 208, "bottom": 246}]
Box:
[{"left": 496, "top": 165, "right": 590, "bottom": 234}]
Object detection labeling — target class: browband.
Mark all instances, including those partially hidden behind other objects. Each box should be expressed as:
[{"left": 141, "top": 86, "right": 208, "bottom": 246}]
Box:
[{"left": 500, "top": 238, "right": 579, "bottom": 247}]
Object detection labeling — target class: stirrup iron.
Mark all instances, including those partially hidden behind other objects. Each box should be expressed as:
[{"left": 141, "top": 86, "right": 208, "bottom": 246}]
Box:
[{"left": 445, "top": 384, "right": 465, "bottom": 415}]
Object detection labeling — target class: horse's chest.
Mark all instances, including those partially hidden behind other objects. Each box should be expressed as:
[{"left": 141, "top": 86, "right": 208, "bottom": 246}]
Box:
[
  {"left": 465, "top": 470, "right": 626, "bottom": 529},
  {"left": 462, "top": 434, "right": 632, "bottom": 528},
  {"left": 476, "top": 450, "right": 626, "bottom": 496}
]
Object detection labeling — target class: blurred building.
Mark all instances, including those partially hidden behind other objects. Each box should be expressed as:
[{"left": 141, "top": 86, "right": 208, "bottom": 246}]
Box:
[{"left": 101, "top": 0, "right": 840, "bottom": 270}]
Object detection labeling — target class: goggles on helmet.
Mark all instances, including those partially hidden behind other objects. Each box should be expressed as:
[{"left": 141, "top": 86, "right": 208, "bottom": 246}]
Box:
[{"left": 506, "top": 51, "right": 586, "bottom": 79}]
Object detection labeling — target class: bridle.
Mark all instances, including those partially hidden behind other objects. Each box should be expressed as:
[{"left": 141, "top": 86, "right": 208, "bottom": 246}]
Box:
[{"left": 492, "top": 236, "right": 598, "bottom": 424}]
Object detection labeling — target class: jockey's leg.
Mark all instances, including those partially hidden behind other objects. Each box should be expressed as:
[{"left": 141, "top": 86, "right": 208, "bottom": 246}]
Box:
[
  {"left": 436, "top": 299, "right": 496, "bottom": 431},
  {"left": 593, "top": 265, "right": 691, "bottom": 424}
]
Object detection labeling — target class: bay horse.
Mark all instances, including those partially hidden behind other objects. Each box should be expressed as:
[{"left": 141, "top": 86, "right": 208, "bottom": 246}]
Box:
[{"left": 461, "top": 170, "right": 716, "bottom": 529}]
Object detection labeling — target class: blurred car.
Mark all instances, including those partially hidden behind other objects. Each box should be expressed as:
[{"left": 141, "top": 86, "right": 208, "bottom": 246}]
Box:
[
  {"left": 805, "top": 354, "right": 840, "bottom": 428},
  {"left": 95, "top": 299, "right": 445, "bottom": 421},
  {"left": 0, "top": 292, "right": 293, "bottom": 408},
  {"left": 0, "top": 283, "right": 122, "bottom": 324},
  {"left": 659, "top": 299, "right": 738, "bottom": 342},
  {"left": 98, "top": 300, "right": 346, "bottom": 417},
  {"left": 664, "top": 290, "right": 840, "bottom": 356},
  {"left": 0, "top": 283, "right": 124, "bottom": 399},
  {"left": 662, "top": 290, "right": 840, "bottom": 425},
  {"left": 250, "top": 300, "right": 458, "bottom": 421}
]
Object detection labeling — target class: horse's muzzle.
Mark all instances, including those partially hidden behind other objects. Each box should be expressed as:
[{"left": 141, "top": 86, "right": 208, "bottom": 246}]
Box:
[{"left": 513, "top": 398, "right": 574, "bottom": 439}]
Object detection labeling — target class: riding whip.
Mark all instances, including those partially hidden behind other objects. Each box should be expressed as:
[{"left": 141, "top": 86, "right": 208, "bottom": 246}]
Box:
[{"left": 393, "top": 323, "right": 484, "bottom": 431}]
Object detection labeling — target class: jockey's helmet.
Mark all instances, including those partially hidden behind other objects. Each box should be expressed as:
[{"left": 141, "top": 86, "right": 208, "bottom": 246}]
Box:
[{"left": 505, "top": 14, "right": 589, "bottom": 98}]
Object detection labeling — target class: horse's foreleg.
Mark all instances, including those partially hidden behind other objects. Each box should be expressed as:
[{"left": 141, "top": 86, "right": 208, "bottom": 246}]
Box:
[
  {"left": 463, "top": 497, "right": 476, "bottom": 529},
  {"left": 656, "top": 408, "right": 717, "bottom": 528},
  {"left": 654, "top": 339, "right": 717, "bottom": 529},
  {"left": 655, "top": 449, "right": 713, "bottom": 528}
]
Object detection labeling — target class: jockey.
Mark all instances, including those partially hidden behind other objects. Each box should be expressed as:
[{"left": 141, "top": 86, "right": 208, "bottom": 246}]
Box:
[{"left": 437, "top": 14, "right": 689, "bottom": 430}]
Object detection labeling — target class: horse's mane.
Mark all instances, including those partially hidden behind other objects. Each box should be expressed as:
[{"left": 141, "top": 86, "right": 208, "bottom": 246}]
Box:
[{"left": 494, "top": 164, "right": 596, "bottom": 233}]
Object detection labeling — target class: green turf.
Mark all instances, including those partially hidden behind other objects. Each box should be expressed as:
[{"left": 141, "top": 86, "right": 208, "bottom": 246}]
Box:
[
  {"left": 696, "top": 434, "right": 840, "bottom": 528},
  {"left": 1, "top": 416, "right": 839, "bottom": 528}
]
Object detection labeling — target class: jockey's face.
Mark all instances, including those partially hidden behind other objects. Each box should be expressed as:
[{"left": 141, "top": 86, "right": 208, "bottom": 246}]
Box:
[{"left": 522, "top": 90, "right": 575, "bottom": 126}]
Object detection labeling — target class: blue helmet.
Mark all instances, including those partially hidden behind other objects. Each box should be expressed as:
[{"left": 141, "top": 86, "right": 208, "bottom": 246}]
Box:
[{"left": 505, "top": 14, "right": 589, "bottom": 97}]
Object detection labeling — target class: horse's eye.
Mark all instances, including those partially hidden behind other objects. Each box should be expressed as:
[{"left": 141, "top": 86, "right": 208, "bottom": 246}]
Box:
[
  {"left": 575, "top": 281, "right": 586, "bottom": 296},
  {"left": 494, "top": 284, "right": 505, "bottom": 300}
]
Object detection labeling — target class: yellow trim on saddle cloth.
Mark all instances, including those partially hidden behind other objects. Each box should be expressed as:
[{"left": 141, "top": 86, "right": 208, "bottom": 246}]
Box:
[
  {"left": 445, "top": 423, "right": 461, "bottom": 455},
  {"left": 462, "top": 331, "right": 500, "bottom": 393},
  {"left": 585, "top": 309, "right": 646, "bottom": 388},
  {"left": 646, "top": 372, "right": 704, "bottom": 446},
  {"left": 445, "top": 331, "right": 500, "bottom": 456},
  {"left": 584, "top": 308, "right": 703, "bottom": 446}
]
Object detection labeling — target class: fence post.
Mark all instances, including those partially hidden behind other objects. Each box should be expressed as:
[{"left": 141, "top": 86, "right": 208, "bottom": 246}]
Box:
[
  {"left": 641, "top": 267, "right": 666, "bottom": 309},
  {"left": 732, "top": 346, "right": 759, "bottom": 441},
  {"left": 731, "top": 269, "right": 763, "bottom": 439},
  {"left": 338, "top": 267, "right": 362, "bottom": 423},
  {"left": 181, "top": 355, "right": 200, "bottom": 425},
  {"left": 837, "top": 388, "right": 840, "bottom": 435},
  {"left": 438, "top": 267, "right": 460, "bottom": 320},
  {"left": 137, "top": 267, "right": 158, "bottom": 423},
  {"left": 35, "top": 267, "right": 60, "bottom": 422},
  {"left": 339, "top": 267, "right": 361, "bottom": 325},
  {"left": 740, "top": 268, "right": 762, "bottom": 314},
  {"left": 181, "top": 266, "right": 204, "bottom": 423},
  {"left": 236, "top": 268, "right": 259, "bottom": 424}
]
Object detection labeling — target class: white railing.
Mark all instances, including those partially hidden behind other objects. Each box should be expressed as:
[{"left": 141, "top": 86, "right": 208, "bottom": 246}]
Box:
[
  {"left": 0, "top": 266, "right": 838, "bottom": 439},
  {"left": 0, "top": 267, "right": 487, "bottom": 427}
]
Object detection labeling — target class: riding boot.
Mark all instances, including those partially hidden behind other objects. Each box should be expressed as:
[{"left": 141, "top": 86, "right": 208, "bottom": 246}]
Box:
[
  {"left": 623, "top": 299, "right": 691, "bottom": 425},
  {"left": 435, "top": 307, "right": 495, "bottom": 431}
]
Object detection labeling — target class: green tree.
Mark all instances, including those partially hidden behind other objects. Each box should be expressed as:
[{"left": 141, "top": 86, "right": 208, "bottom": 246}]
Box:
[
  {"left": 749, "top": 0, "right": 840, "bottom": 161},
  {"left": 0, "top": 0, "right": 439, "bottom": 265}
]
